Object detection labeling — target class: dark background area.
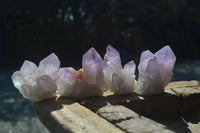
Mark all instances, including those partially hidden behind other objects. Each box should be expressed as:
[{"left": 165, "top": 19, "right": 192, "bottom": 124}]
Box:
[{"left": 0, "top": 0, "right": 200, "bottom": 69}]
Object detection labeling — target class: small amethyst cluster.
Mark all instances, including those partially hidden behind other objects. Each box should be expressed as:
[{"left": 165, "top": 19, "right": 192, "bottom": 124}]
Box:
[{"left": 12, "top": 45, "right": 176, "bottom": 102}]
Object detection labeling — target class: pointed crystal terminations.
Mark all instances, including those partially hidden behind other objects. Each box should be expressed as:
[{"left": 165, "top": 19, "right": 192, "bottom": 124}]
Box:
[
  {"left": 57, "top": 47, "right": 103, "bottom": 97},
  {"left": 12, "top": 45, "right": 176, "bottom": 101},
  {"left": 83, "top": 47, "right": 103, "bottom": 84},
  {"left": 101, "top": 45, "right": 137, "bottom": 94},
  {"left": 12, "top": 53, "right": 60, "bottom": 102},
  {"left": 137, "top": 46, "right": 176, "bottom": 95}
]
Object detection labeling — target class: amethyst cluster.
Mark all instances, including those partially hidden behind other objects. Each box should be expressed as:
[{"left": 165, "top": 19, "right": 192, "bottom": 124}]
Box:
[
  {"left": 12, "top": 45, "right": 176, "bottom": 102},
  {"left": 137, "top": 46, "right": 176, "bottom": 95},
  {"left": 12, "top": 53, "right": 59, "bottom": 101}
]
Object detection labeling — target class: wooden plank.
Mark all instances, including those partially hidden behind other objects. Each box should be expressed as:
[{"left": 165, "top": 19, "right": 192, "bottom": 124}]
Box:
[
  {"left": 35, "top": 81, "right": 200, "bottom": 133},
  {"left": 97, "top": 105, "right": 200, "bottom": 133},
  {"left": 165, "top": 80, "right": 199, "bottom": 90},
  {"left": 35, "top": 99, "right": 124, "bottom": 133},
  {"left": 80, "top": 81, "right": 200, "bottom": 118},
  {"left": 80, "top": 92, "right": 181, "bottom": 118},
  {"left": 165, "top": 81, "right": 200, "bottom": 113},
  {"left": 97, "top": 105, "right": 175, "bottom": 133}
]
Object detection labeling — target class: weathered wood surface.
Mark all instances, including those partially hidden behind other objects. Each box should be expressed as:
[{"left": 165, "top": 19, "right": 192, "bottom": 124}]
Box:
[
  {"left": 35, "top": 81, "right": 200, "bottom": 133},
  {"left": 97, "top": 105, "right": 174, "bottom": 133},
  {"left": 35, "top": 99, "right": 124, "bottom": 133}
]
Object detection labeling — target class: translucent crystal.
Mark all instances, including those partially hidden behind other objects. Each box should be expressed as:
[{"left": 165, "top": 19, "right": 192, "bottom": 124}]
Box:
[
  {"left": 12, "top": 53, "right": 60, "bottom": 101},
  {"left": 111, "top": 60, "right": 137, "bottom": 94},
  {"left": 123, "top": 61, "right": 137, "bottom": 90},
  {"left": 12, "top": 45, "right": 176, "bottom": 100},
  {"left": 83, "top": 47, "right": 103, "bottom": 84},
  {"left": 39, "top": 53, "right": 60, "bottom": 80},
  {"left": 12, "top": 71, "right": 26, "bottom": 89},
  {"left": 20, "top": 60, "right": 38, "bottom": 76},
  {"left": 101, "top": 45, "right": 137, "bottom": 94},
  {"left": 137, "top": 46, "right": 176, "bottom": 95},
  {"left": 123, "top": 60, "right": 136, "bottom": 77},
  {"left": 57, "top": 48, "right": 103, "bottom": 97},
  {"left": 102, "top": 45, "right": 122, "bottom": 90},
  {"left": 57, "top": 80, "right": 102, "bottom": 98},
  {"left": 58, "top": 67, "right": 77, "bottom": 84},
  {"left": 104, "top": 45, "right": 122, "bottom": 70},
  {"left": 155, "top": 46, "right": 176, "bottom": 86},
  {"left": 57, "top": 67, "right": 77, "bottom": 96}
]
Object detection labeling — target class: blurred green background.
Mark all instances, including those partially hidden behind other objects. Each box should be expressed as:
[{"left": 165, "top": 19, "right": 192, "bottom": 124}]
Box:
[{"left": 0, "top": 0, "right": 200, "bottom": 69}]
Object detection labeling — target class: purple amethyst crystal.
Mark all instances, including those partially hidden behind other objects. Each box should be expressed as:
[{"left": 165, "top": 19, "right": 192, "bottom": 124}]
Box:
[
  {"left": 101, "top": 45, "right": 137, "bottom": 94},
  {"left": 12, "top": 53, "right": 60, "bottom": 101},
  {"left": 83, "top": 47, "right": 103, "bottom": 84},
  {"left": 12, "top": 45, "right": 176, "bottom": 100},
  {"left": 56, "top": 47, "right": 103, "bottom": 97},
  {"left": 137, "top": 46, "right": 176, "bottom": 95}
]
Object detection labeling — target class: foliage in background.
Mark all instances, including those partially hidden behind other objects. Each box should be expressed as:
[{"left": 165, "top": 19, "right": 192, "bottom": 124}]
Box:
[{"left": 0, "top": 0, "right": 200, "bottom": 68}]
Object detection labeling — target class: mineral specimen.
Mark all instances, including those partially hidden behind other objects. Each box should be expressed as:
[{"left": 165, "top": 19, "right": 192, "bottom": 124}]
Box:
[
  {"left": 56, "top": 48, "right": 103, "bottom": 97},
  {"left": 137, "top": 46, "right": 176, "bottom": 95},
  {"left": 12, "top": 53, "right": 59, "bottom": 101},
  {"left": 12, "top": 45, "right": 176, "bottom": 101},
  {"left": 100, "top": 45, "right": 137, "bottom": 94}
]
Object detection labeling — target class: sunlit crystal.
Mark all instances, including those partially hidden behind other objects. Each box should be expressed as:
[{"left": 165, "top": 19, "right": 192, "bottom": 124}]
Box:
[
  {"left": 83, "top": 47, "right": 103, "bottom": 84},
  {"left": 12, "top": 45, "right": 176, "bottom": 100},
  {"left": 39, "top": 53, "right": 60, "bottom": 80},
  {"left": 137, "top": 46, "right": 176, "bottom": 95},
  {"left": 57, "top": 48, "right": 103, "bottom": 97},
  {"left": 101, "top": 45, "right": 137, "bottom": 94},
  {"left": 58, "top": 67, "right": 77, "bottom": 84},
  {"left": 12, "top": 53, "right": 60, "bottom": 101},
  {"left": 155, "top": 46, "right": 176, "bottom": 86}
]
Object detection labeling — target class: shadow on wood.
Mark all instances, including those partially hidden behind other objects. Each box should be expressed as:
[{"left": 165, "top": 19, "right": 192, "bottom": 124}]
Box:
[{"left": 35, "top": 81, "right": 200, "bottom": 133}]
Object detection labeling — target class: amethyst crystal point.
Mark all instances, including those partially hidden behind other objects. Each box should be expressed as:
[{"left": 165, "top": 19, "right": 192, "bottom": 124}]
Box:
[
  {"left": 83, "top": 47, "right": 103, "bottom": 84},
  {"left": 112, "top": 60, "right": 137, "bottom": 94},
  {"left": 155, "top": 46, "right": 176, "bottom": 85},
  {"left": 39, "top": 53, "right": 60, "bottom": 79},
  {"left": 102, "top": 45, "right": 122, "bottom": 90},
  {"left": 57, "top": 47, "right": 103, "bottom": 98},
  {"left": 137, "top": 46, "right": 176, "bottom": 95},
  {"left": 123, "top": 60, "right": 136, "bottom": 76},
  {"left": 12, "top": 53, "right": 60, "bottom": 102},
  {"left": 101, "top": 45, "right": 137, "bottom": 94},
  {"left": 104, "top": 45, "right": 122, "bottom": 70},
  {"left": 20, "top": 60, "right": 38, "bottom": 76}
]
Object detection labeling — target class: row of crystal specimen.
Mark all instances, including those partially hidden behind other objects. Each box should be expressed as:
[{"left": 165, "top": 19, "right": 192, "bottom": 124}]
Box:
[{"left": 12, "top": 45, "right": 176, "bottom": 101}]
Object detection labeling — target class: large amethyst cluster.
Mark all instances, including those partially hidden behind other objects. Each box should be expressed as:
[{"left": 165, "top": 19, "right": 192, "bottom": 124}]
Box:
[
  {"left": 137, "top": 46, "right": 176, "bottom": 95},
  {"left": 12, "top": 45, "right": 176, "bottom": 101}
]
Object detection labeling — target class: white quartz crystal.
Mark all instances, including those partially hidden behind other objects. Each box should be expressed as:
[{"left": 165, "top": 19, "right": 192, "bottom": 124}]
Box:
[
  {"left": 12, "top": 53, "right": 60, "bottom": 101},
  {"left": 100, "top": 45, "right": 137, "bottom": 94},
  {"left": 137, "top": 46, "right": 176, "bottom": 95}
]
